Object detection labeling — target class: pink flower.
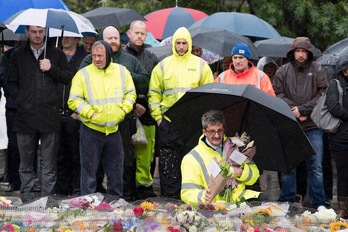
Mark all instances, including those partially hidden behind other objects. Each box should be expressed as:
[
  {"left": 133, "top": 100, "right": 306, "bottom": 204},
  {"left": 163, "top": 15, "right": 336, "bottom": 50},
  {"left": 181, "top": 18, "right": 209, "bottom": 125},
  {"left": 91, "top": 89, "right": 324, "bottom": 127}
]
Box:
[{"left": 94, "top": 202, "right": 111, "bottom": 210}]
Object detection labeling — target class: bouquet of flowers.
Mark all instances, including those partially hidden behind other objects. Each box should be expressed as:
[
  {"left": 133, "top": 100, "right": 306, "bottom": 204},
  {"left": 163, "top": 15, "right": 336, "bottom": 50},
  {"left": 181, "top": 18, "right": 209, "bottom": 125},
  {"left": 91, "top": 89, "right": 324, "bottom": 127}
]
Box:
[
  {"left": 208, "top": 132, "right": 256, "bottom": 203},
  {"left": 219, "top": 132, "right": 256, "bottom": 202}
]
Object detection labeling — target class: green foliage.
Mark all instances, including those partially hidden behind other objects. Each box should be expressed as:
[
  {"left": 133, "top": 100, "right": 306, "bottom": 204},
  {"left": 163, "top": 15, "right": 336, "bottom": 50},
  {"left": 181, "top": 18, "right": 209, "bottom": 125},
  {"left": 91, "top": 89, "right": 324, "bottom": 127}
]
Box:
[{"left": 65, "top": 0, "right": 348, "bottom": 52}]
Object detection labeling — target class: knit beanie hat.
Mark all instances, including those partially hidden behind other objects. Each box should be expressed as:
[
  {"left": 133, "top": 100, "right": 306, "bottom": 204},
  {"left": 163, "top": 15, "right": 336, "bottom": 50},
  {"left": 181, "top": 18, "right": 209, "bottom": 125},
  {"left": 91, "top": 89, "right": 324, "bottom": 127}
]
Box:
[{"left": 231, "top": 42, "right": 251, "bottom": 60}]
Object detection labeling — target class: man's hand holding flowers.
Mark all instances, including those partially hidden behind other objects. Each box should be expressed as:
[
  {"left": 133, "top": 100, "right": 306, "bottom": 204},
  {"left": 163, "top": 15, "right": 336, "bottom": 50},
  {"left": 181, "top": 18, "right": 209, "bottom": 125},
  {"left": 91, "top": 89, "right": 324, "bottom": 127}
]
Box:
[{"left": 206, "top": 132, "right": 255, "bottom": 203}]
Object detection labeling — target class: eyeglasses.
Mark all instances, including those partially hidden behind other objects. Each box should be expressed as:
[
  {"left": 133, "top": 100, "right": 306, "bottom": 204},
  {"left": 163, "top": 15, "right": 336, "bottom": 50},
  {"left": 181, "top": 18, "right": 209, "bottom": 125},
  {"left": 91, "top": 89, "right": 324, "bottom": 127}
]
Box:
[{"left": 204, "top": 129, "right": 224, "bottom": 135}]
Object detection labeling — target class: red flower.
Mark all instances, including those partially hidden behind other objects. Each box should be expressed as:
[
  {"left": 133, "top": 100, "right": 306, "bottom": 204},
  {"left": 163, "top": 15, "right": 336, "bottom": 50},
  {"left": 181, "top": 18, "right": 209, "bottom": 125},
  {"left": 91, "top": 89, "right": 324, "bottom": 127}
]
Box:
[
  {"left": 167, "top": 226, "right": 180, "bottom": 232},
  {"left": 133, "top": 206, "right": 144, "bottom": 217},
  {"left": 94, "top": 202, "right": 111, "bottom": 210},
  {"left": 113, "top": 221, "right": 123, "bottom": 232}
]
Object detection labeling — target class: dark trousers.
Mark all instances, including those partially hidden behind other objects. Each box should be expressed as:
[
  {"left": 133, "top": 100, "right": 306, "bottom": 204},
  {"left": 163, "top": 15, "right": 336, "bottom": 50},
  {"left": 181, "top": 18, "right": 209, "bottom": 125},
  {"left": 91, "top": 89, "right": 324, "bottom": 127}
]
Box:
[
  {"left": 17, "top": 131, "right": 59, "bottom": 195},
  {"left": 330, "top": 140, "right": 348, "bottom": 198},
  {"left": 56, "top": 115, "right": 80, "bottom": 195},
  {"left": 119, "top": 117, "right": 136, "bottom": 201},
  {"left": 80, "top": 124, "right": 124, "bottom": 197},
  {"left": 5, "top": 108, "right": 20, "bottom": 190},
  {"left": 156, "top": 119, "right": 183, "bottom": 199}
]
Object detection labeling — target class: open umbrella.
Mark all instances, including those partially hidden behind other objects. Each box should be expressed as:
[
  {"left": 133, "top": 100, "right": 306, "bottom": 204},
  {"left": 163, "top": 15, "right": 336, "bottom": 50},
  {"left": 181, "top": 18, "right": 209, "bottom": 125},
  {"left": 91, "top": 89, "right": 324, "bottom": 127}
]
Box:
[
  {"left": 145, "top": 7, "right": 207, "bottom": 40},
  {"left": 189, "top": 27, "right": 259, "bottom": 60},
  {"left": 0, "top": 0, "right": 69, "bottom": 22},
  {"left": 189, "top": 12, "right": 280, "bottom": 41},
  {"left": 0, "top": 22, "right": 6, "bottom": 33},
  {"left": 165, "top": 83, "right": 315, "bottom": 174},
  {"left": 5, "top": 8, "right": 79, "bottom": 34},
  {"left": 316, "top": 37, "right": 348, "bottom": 66},
  {"left": 7, "top": 10, "right": 96, "bottom": 38},
  {"left": 146, "top": 45, "right": 172, "bottom": 61},
  {"left": 0, "top": 29, "right": 19, "bottom": 42},
  {"left": 82, "top": 7, "right": 145, "bottom": 29},
  {"left": 254, "top": 36, "right": 321, "bottom": 58}
]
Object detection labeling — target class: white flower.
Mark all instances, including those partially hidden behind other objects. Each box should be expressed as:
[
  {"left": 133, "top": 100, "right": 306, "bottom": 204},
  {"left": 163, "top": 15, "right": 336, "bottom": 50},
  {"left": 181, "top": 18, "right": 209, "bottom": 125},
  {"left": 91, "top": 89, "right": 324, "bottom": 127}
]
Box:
[
  {"left": 230, "top": 137, "right": 245, "bottom": 147},
  {"left": 189, "top": 225, "right": 198, "bottom": 232},
  {"left": 314, "top": 208, "right": 337, "bottom": 223},
  {"left": 176, "top": 212, "right": 185, "bottom": 222}
]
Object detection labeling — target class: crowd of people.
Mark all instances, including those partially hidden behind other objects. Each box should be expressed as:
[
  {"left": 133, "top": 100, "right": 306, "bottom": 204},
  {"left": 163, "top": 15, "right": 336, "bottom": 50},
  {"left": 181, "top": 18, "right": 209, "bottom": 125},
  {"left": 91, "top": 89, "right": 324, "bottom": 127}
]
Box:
[{"left": 0, "top": 19, "right": 347, "bottom": 219}]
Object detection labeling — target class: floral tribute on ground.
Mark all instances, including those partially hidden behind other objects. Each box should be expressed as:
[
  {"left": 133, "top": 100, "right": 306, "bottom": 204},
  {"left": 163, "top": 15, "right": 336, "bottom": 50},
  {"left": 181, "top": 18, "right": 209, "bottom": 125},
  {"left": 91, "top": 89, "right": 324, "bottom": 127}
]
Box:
[{"left": 0, "top": 193, "right": 345, "bottom": 231}]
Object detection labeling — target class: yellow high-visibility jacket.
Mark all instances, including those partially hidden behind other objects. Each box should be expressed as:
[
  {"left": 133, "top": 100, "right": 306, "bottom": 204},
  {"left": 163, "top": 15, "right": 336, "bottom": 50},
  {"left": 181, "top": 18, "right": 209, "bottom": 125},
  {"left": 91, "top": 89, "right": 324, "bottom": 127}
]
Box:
[
  {"left": 68, "top": 63, "right": 136, "bottom": 135},
  {"left": 181, "top": 135, "right": 260, "bottom": 208},
  {"left": 148, "top": 27, "right": 214, "bottom": 121}
]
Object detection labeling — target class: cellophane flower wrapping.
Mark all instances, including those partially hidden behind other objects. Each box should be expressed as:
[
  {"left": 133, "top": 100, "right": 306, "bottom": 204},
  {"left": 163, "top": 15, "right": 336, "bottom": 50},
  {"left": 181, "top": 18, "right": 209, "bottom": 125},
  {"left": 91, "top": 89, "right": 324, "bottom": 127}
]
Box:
[{"left": 207, "top": 132, "right": 256, "bottom": 204}]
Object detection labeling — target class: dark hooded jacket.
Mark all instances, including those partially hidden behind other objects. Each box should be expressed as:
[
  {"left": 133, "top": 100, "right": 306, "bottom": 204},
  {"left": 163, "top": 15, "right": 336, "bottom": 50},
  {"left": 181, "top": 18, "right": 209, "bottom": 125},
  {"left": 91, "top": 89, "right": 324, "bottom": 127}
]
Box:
[
  {"left": 57, "top": 45, "right": 87, "bottom": 115},
  {"left": 8, "top": 42, "right": 72, "bottom": 133},
  {"left": 325, "top": 54, "right": 348, "bottom": 142},
  {"left": 273, "top": 37, "right": 328, "bottom": 130}
]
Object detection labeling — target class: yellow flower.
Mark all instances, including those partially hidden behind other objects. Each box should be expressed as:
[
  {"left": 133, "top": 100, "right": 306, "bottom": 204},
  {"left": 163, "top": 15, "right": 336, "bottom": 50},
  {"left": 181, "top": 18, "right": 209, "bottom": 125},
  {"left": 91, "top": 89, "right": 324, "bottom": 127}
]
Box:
[
  {"left": 140, "top": 201, "right": 156, "bottom": 211},
  {"left": 214, "top": 203, "right": 226, "bottom": 211}
]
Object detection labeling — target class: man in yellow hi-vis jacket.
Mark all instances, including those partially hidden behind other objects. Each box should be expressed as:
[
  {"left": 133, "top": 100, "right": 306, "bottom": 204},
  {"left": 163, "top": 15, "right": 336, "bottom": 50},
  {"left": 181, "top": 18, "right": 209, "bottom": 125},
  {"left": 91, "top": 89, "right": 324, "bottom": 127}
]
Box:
[
  {"left": 148, "top": 27, "right": 214, "bottom": 199},
  {"left": 181, "top": 110, "right": 268, "bottom": 207},
  {"left": 68, "top": 41, "right": 136, "bottom": 197}
]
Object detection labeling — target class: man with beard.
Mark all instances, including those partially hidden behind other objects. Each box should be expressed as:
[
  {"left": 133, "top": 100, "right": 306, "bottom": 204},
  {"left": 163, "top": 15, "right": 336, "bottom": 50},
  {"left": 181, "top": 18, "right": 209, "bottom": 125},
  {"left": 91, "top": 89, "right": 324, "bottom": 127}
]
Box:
[
  {"left": 273, "top": 37, "right": 328, "bottom": 211},
  {"left": 80, "top": 26, "right": 148, "bottom": 201}
]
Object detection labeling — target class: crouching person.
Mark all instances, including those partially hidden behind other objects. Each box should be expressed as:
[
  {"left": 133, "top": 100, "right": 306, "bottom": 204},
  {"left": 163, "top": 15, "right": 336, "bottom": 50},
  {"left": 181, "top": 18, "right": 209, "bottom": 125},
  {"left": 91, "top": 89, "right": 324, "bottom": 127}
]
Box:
[{"left": 180, "top": 110, "right": 269, "bottom": 207}]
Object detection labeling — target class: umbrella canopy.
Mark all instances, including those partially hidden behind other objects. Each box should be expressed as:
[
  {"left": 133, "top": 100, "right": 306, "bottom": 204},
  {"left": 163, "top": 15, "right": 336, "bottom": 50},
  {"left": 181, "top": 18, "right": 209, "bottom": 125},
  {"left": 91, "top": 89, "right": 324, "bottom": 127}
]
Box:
[
  {"left": 6, "top": 9, "right": 96, "bottom": 38},
  {"left": 0, "top": 22, "right": 7, "bottom": 33},
  {"left": 165, "top": 83, "right": 315, "bottom": 174},
  {"left": 5, "top": 8, "right": 80, "bottom": 34},
  {"left": 146, "top": 45, "right": 172, "bottom": 61},
  {"left": 316, "top": 37, "right": 348, "bottom": 66},
  {"left": 0, "top": 0, "right": 69, "bottom": 22},
  {"left": 145, "top": 7, "right": 207, "bottom": 40},
  {"left": 0, "top": 29, "right": 19, "bottom": 42},
  {"left": 254, "top": 36, "right": 321, "bottom": 58},
  {"left": 82, "top": 7, "right": 145, "bottom": 29},
  {"left": 189, "top": 27, "right": 259, "bottom": 59},
  {"left": 189, "top": 12, "right": 280, "bottom": 41}
]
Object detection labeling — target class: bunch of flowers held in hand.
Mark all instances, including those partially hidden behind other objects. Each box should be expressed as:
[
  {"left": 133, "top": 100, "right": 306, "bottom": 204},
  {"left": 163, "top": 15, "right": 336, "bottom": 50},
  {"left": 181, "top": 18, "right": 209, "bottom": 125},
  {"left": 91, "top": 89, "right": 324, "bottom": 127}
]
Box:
[{"left": 219, "top": 132, "right": 256, "bottom": 202}]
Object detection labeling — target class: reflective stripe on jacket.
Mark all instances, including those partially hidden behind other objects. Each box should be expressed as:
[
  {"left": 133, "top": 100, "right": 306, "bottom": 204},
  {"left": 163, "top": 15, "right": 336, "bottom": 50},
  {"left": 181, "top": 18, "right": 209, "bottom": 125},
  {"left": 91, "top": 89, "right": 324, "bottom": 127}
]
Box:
[
  {"left": 68, "top": 63, "right": 136, "bottom": 135},
  {"left": 181, "top": 136, "right": 260, "bottom": 207},
  {"left": 215, "top": 61, "right": 275, "bottom": 96}
]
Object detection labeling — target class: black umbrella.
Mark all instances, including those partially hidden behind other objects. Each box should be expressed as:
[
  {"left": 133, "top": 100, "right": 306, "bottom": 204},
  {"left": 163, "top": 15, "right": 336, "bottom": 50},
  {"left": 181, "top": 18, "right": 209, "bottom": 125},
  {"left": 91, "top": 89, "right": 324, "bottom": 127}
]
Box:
[
  {"left": 0, "top": 29, "right": 19, "bottom": 42},
  {"left": 316, "top": 37, "right": 348, "bottom": 66},
  {"left": 165, "top": 83, "right": 315, "bottom": 174},
  {"left": 145, "top": 45, "right": 172, "bottom": 61},
  {"left": 189, "top": 27, "right": 259, "bottom": 60},
  {"left": 254, "top": 36, "right": 321, "bottom": 58},
  {"left": 81, "top": 7, "right": 145, "bottom": 29},
  {"left": 0, "top": 21, "right": 6, "bottom": 33}
]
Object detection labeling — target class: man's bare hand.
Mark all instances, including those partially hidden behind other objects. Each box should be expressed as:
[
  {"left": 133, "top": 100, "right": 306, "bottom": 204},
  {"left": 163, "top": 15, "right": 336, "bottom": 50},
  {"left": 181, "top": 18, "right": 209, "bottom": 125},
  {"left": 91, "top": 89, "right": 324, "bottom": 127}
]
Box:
[
  {"left": 291, "top": 106, "right": 300, "bottom": 118},
  {"left": 299, "top": 116, "right": 308, "bottom": 122},
  {"left": 204, "top": 187, "right": 212, "bottom": 202},
  {"left": 39, "top": 58, "right": 51, "bottom": 72},
  {"left": 70, "top": 113, "right": 78, "bottom": 120},
  {"left": 134, "top": 103, "right": 146, "bottom": 117}
]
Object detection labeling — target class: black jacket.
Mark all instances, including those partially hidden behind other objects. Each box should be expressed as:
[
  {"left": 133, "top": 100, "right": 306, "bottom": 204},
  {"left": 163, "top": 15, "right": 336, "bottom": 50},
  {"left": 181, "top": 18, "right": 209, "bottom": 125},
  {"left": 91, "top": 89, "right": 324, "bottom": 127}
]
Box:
[
  {"left": 8, "top": 42, "right": 72, "bottom": 133},
  {"left": 57, "top": 46, "right": 87, "bottom": 115},
  {"left": 125, "top": 43, "right": 159, "bottom": 125},
  {"left": 326, "top": 54, "right": 348, "bottom": 142}
]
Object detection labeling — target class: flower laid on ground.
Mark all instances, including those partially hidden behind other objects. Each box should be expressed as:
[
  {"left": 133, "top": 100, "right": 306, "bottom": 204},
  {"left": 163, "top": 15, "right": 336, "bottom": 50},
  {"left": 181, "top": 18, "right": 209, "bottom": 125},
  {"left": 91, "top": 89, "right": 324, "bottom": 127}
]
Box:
[
  {"left": 173, "top": 209, "right": 210, "bottom": 231},
  {"left": 62, "top": 193, "right": 103, "bottom": 209},
  {"left": 0, "top": 197, "right": 12, "bottom": 207},
  {"left": 94, "top": 202, "right": 111, "bottom": 211}
]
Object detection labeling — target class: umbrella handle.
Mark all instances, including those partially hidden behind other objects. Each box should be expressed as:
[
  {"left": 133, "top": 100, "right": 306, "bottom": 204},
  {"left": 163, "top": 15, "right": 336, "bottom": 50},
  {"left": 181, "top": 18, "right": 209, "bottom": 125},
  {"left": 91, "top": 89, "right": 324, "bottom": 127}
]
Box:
[{"left": 44, "top": 27, "right": 48, "bottom": 59}]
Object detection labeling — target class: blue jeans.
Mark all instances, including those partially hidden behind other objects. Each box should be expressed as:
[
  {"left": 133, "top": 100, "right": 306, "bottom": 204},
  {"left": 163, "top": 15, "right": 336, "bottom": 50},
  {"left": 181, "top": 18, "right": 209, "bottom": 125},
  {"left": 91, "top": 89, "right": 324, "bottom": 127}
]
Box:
[
  {"left": 279, "top": 129, "right": 326, "bottom": 208},
  {"left": 80, "top": 124, "right": 124, "bottom": 197}
]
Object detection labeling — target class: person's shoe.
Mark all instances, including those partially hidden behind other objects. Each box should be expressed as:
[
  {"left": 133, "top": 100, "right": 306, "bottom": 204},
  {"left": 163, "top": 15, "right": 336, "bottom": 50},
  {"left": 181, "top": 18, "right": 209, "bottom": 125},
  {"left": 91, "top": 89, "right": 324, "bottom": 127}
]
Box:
[
  {"left": 136, "top": 185, "right": 157, "bottom": 200},
  {"left": 0, "top": 175, "right": 9, "bottom": 182},
  {"left": 12, "top": 191, "right": 20, "bottom": 197}
]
